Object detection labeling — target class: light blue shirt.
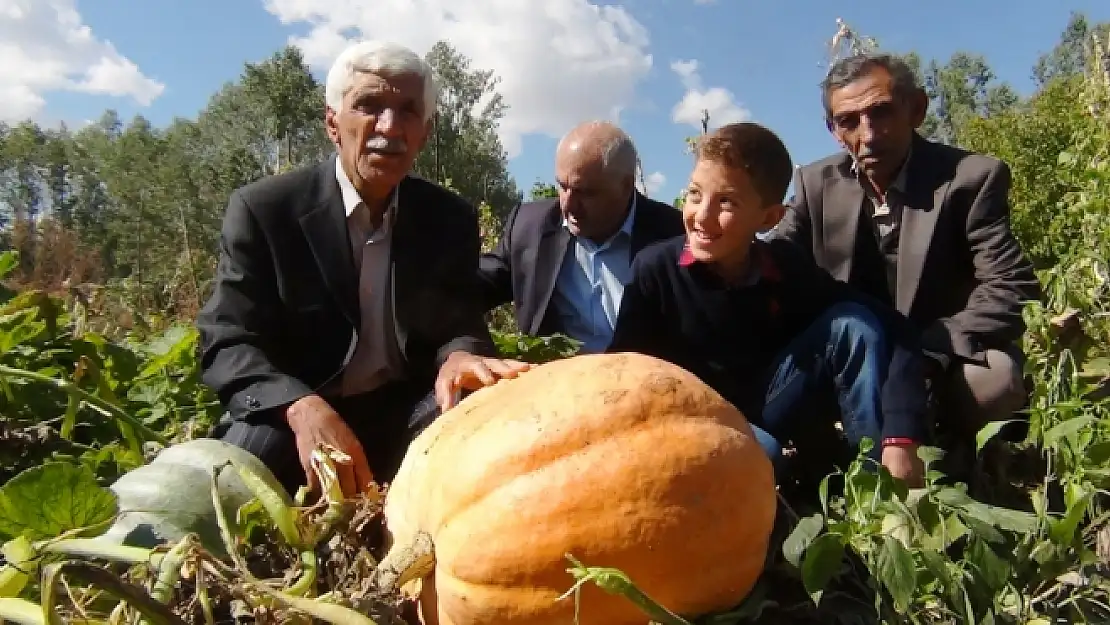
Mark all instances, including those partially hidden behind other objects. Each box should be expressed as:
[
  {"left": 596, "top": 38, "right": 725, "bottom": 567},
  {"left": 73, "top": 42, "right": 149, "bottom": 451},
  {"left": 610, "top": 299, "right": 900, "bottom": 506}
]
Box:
[{"left": 550, "top": 197, "right": 638, "bottom": 353}]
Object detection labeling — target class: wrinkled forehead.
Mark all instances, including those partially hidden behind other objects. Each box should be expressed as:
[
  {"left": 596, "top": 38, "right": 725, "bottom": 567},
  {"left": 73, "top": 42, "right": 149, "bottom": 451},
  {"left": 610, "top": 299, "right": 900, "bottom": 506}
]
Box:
[
  {"left": 345, "top": 71, "right": 425, "bottom": 103},
  {"left": 555, "top": 144, "right": 609, "bottom": 187},
  {"left": 828, "top": 69, "right": 897, "bottom": 115}
]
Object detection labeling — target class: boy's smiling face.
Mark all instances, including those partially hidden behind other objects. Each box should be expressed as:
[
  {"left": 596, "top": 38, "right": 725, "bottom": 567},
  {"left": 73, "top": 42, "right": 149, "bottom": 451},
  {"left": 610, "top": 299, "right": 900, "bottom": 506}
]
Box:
[{"left": 682, "top": 158, "right": 785, "bottom": 275}]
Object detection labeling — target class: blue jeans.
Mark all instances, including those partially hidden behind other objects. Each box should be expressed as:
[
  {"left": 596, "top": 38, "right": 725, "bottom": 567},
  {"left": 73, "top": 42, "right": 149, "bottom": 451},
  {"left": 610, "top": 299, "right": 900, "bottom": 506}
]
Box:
[{"left": 748, "top": 301, "right": 901, "bottom": 473}]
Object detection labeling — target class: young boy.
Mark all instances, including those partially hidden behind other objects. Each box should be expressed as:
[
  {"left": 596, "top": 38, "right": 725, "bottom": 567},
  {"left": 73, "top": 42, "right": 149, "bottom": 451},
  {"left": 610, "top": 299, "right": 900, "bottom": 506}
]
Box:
[{"left": 607, "top": 122, "right": 929, "bottom": 486}]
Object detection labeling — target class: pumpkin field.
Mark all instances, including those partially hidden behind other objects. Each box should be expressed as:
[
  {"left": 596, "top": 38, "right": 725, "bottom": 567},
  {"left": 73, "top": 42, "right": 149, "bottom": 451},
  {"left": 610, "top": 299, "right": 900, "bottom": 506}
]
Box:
[{"left": 2, "top": 17, "right": 1110, "bottom": 625}]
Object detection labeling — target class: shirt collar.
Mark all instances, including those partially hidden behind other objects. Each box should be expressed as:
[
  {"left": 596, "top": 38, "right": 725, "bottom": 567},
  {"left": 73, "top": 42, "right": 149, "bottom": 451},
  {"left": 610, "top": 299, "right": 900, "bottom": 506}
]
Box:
[
  {"left": 618, "top": 192, "right": 638, "bottom": 236},
  {"left": 335, "top": 155, "right": 399, "bottom": 225},
  {"left": 678, "top": 238, "right": 782, "bottom": 286}
]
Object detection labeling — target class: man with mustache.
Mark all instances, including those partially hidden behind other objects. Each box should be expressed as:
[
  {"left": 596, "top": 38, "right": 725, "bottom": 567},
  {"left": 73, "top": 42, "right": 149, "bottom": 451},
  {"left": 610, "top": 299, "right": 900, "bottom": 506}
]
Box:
[
  {"left": 478, "top": 121, "right": 683, "bottom": 352},
  {"left": 197, "top": 40, "right": 529, "bottom": 499},
  {"left": 770, "top": 53, "right": 1040, "bottom": 461}
]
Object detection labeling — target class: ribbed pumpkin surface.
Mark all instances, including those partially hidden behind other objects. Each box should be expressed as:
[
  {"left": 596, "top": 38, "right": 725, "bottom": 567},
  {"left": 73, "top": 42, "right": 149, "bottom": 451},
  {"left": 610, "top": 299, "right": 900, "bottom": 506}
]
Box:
[{"left": 382, "top": 352, "right": 776, "bottom": 625}]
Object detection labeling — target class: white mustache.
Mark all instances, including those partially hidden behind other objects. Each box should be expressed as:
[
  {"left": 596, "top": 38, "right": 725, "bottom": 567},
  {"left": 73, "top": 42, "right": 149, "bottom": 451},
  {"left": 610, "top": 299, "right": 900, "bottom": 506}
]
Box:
[{"left": 365, "top": 136, "right": 407, "bottom": 154}]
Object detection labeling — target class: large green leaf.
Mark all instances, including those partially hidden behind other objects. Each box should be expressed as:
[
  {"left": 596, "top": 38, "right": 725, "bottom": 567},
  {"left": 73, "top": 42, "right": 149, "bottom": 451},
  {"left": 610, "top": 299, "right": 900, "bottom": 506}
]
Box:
[
  {"left": 137, "top": 325, "right": 196, "bottom": 378},
  {"left": 0, "top": 462, "right": 118, "bottom": 541},
  {"left": 0, "top": 252, "right": 18, "bottom": 281},
  {"left": 801, "top": 532, "right": 845, "bottom": 605},
  {"left": 782, "top": 513, "right": 825, "bottom": 568},
  {"left": 876, "top": 536, "right": 917, "bottom": 612}
]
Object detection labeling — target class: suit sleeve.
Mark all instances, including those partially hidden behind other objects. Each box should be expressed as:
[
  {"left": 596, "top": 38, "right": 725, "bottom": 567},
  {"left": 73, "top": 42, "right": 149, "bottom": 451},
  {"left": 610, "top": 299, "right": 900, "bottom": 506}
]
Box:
[
  {"left": 433, "top": 202, "right": 498, "bottom": 366},
  {"left": 476, "top": 202, "right": 519, "bottom": 312},
  {"left": 607, "top": 257, "right": 671, "bottom": 358},
  {"left": 919, "top": 161, "right": 1041, "bottom": 360},
  {"left": 197, "top": 190, "right": 314, "bottom": 421},
  {"left": 767, "top": 166, "right": 815, "bottom": 261}
]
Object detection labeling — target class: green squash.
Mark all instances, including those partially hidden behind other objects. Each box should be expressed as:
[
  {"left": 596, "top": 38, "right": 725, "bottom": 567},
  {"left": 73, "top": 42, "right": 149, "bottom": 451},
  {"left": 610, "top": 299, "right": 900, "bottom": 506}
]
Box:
[{"left": 102, "top": 438, "right": 292, "bottom": 555}]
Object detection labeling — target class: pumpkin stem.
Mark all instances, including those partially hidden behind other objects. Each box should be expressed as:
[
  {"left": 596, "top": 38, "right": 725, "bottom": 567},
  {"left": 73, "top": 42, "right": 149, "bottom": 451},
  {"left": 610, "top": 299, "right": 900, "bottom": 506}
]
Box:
[{"left": 373, "top": 530, "right": 436, "bottom": 594}]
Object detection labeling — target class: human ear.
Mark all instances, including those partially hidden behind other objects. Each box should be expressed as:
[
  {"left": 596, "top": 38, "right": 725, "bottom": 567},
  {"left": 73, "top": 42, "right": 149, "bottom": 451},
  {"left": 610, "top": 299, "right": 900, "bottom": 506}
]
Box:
[
  {"left": 325, "top": 106, "right": 341, "bottom": 146},
  {"left": 826, "top": 119, "right": 850, "bottom": 152},
  {"left": 761, "top": 203, "right": 786, "bottom": 230},
  {"left": 907, "top": 87, "right": 929, "bottom": 128}
]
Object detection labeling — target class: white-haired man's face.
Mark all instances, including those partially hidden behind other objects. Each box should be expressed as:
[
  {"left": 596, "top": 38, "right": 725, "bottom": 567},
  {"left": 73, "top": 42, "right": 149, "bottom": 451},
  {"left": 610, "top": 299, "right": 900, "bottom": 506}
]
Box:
[{"left": 325, "top": 70, "right": 430, "bottom": 201}]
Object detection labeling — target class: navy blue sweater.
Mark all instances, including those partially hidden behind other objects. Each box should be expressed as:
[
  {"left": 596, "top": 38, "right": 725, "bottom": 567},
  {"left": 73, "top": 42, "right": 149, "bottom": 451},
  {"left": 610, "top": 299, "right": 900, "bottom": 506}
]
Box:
[{"left": 607, "top": 235, "right": 929, "bottom": 443}]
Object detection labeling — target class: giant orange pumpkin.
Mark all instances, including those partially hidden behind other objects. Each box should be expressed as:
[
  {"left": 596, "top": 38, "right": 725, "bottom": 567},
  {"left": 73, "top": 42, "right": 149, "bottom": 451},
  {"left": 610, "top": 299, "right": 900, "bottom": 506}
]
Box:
[{"left": 374, "top": 352, "right": 776, "bottom": 625}]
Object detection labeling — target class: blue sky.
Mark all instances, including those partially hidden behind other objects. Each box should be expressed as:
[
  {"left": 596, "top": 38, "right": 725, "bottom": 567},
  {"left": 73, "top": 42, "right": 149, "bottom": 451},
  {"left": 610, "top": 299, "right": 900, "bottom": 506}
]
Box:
[{"left": 5, "top": 0, "right": 1107, "bottom": 204}]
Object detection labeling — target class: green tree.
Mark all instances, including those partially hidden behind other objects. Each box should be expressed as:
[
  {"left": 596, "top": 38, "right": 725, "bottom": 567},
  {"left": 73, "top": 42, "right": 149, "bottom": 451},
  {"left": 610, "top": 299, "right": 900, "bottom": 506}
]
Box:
[
  {"left": 922, "top": 53, "right": 1019, "bottom": 143},
  {"left": 896, "top": 52, "right": 1018, "bottom": 144},
  {"left": 1033, "top": 11, "right": 1110, "bottom": 86},
  {"left": 199, "top": 47, "right": 330, "bottom": 179},
  {"left": 529, "top": 180, "right": 558, "bottom": 200},
  {"left": 0, "top": 121, "right": 49, "bottom": 225},
  {"left": 240, "top": 46, "right": 331, "bottom": 174},
  {"left": 415, "top": 41, "right": 520, "bottom": 220},
  {"left": 960, "top": 74, "right": 1096, "bottom": 269}
]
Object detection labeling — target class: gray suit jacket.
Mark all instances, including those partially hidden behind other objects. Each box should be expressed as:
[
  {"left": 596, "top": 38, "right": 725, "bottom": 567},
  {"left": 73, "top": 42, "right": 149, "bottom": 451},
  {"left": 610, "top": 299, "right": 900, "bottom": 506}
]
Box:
[{"left": 770, "top": 133, "right": 1040, "bottom": 365}]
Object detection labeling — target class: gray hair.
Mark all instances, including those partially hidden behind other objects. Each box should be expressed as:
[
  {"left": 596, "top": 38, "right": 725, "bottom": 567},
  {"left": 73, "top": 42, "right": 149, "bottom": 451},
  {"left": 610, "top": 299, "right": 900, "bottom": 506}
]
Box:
[
  {"left": 325, "top": 41, "right": 439, "bottom": 122},
  {"left": 820, "top": 53, "right": 922, "bottom": 119},
  {"left": 599, "top": 131, "right": 639, "bottom": 179}
]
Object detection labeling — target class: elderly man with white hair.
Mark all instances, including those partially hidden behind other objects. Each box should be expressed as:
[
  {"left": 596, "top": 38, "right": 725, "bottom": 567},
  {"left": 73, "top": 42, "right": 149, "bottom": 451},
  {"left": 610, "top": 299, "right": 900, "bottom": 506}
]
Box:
[{"left": 197, "top": 40, "right": 529, "bottom": 499}]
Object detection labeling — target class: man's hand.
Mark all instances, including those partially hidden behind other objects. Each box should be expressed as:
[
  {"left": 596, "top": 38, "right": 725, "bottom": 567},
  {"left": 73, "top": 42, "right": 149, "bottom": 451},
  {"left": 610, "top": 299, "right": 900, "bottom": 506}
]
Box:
[
  {"left": 284, "top": 394, "right": 373, "bottom": 498},
  {"left": 434, "top": 351, "right": 532, "bottom": 411},
  {"left": 882, "top": 443, "right": 925, "bottom": 488}
]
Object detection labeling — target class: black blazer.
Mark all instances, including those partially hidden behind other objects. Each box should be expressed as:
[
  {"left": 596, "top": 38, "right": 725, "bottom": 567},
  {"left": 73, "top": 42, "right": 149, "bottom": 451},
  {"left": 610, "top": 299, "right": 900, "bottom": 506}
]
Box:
[
  {"left": 771, "top": 133, "right": 1040, "bottom": 364},
  {"left": 477, "top": 191, "right": 684, "bottom": 336},
  {"left": 197, "top": 155, "right": 495, "bottom": 422}
]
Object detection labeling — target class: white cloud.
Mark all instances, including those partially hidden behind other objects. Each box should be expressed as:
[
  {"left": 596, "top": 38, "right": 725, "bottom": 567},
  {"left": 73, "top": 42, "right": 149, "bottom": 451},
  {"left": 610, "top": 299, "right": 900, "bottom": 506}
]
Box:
[
  {"left": 669, "top": 58, "right": 750, "bottom": 129},
  {"left": 262, "top": 0, "right": 654, "bottom": 158},
  {"left": 642, "top": 170, "right": 666, "bottom": 195},
  {"left": 0, "top": 0, "right": 165, "bottom": 122}
]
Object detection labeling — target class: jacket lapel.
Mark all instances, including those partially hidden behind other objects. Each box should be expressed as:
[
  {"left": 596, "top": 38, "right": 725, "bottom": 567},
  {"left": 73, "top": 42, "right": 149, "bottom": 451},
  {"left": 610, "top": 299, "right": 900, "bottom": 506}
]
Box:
[
  {"left": 629, "top": 191, "right": 657, "bottom": 255},
  {"left": 529, "top": 209, "right": 570, "bottom": 335},
  {"left": 389, "top": 176, "right": 421, "bottom": 356},
  {"left": 298, "top": 157, "right": 359, "bottom": 326},
  {"left": 822, "top": 162, "right": 865, "bottom": 282},
  {"left": 896, "top": 141, "right": 949, "bottom": 315}
]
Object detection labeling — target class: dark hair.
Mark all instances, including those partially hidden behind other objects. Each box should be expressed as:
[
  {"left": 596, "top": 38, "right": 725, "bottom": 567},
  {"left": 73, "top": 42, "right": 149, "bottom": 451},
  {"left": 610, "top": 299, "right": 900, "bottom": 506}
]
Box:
[
  {"left": 695, "top": 122, "right": 793, "bottom": 206},
  {"left": 820, "top": 53, "right": 922, "bottom": 119}
]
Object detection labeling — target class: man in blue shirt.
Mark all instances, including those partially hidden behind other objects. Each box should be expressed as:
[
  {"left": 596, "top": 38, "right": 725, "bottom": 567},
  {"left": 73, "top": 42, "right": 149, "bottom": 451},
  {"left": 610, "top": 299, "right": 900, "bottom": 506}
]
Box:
[{"left": 478, "top": 121, "right": 683, "bottom": 351}]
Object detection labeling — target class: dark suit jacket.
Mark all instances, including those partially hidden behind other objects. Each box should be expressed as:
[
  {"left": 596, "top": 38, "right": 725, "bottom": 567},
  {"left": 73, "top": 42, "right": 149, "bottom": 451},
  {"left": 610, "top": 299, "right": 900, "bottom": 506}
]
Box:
[
  {"left": 197, "top": 155, "right": 495, "bottom": 423},
  {"left": 477, "top": 191, "right": 684, "bottom": 335},
  {"left": 771, "top": 133, "right": 1040, "bottom": 365}
]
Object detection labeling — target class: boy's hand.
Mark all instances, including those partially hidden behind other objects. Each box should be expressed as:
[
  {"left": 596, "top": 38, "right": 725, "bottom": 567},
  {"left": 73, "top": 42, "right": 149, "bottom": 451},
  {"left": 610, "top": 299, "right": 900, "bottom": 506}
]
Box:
[{"left": 882, "top": 443, "right": 925, "bottom": 488}]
